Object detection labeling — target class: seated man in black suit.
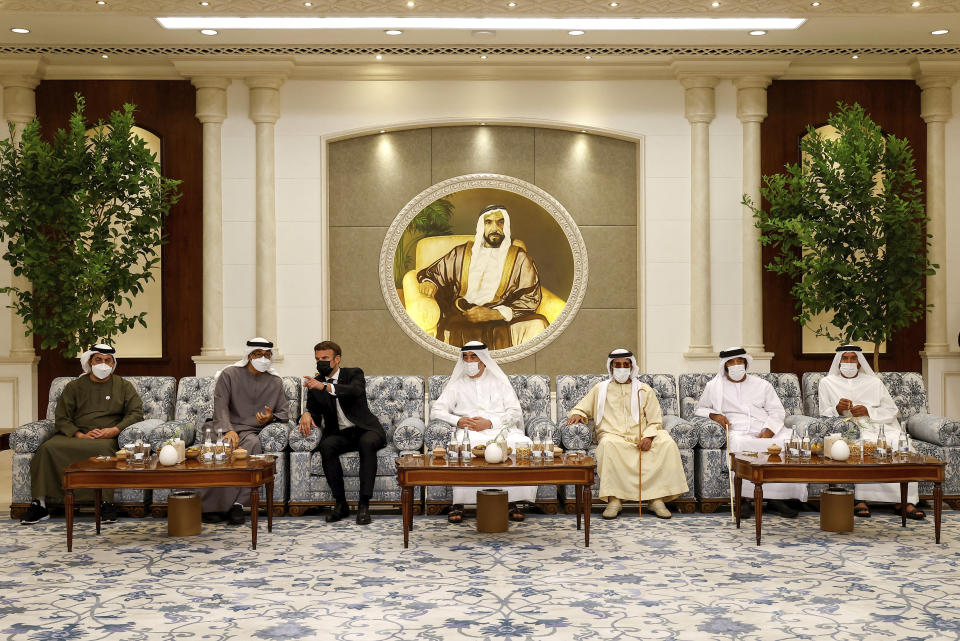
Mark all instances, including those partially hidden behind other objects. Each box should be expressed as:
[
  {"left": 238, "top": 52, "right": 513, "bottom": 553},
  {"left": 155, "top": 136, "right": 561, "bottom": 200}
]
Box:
[{"left": 298, "top": 340, "right": 386, "bottom": 525}]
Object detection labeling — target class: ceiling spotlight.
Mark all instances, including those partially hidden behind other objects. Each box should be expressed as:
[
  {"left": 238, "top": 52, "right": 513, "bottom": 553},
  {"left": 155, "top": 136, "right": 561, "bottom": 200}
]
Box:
[
  {"left": 568, "top": 29, "right": 585, "bottom": 35},
  {"left": 932, "top": 28, "right": 949, "bottom": 35},
  {"left": 304, "top": 1, "right": 312, "bottom": 5},
  {"left": 199, "top": 1, "right": 209, "bottom": 5},
  {"left": 912, "top": 1, "right": 920, "bottom": 5},
  {"left": 609, "top": 1, "right": 619, "bottom": 5},
  {"left": 852, "top": 54, "right": 859, "bottom": 59},
  {"left": 10, "top": 27, "right": 29, "bottom": 34},
  {"left": 200, "top": 28, "right": 218, "bottom": 35},
  {"left": 580, "top": 129, "right": 586, "bottom": 133},
  {"left": 385, "top": 29, "right": 403, "bottom": 35},
  {"left": 480, "top": 54, "right": 488, "bottom": 59},
  {"left": 379, "top": 130, "right": 385, "bottom": 133},
  {"left": 584, "top": 55, "right": 592, "bottom": 59},
  {"left": 406, "top": 0, "right": 415, "bottom": 6},
  {"left": 811, "top": 1, "right": 820, "bottom": 5},
  {"left": 507, "top": 1, "right": 517, "bottom": 6},
  {"left": 711, "top": 1, "right": 720, "bottom": 6},
  {"left": 96, "top": 0, "right": 106, "bottom": 4},
  {"left": 480, "top": 122, "right": 486, "bottom": 125},
  {"left": 749, "top": 29, "right": 767, "bottom": 35},
  {"left": 101, "top": 54, "right": 109, "bottom": 59},
  {"left": 375, "top": 54, "right": 383, "bottom": 59}
]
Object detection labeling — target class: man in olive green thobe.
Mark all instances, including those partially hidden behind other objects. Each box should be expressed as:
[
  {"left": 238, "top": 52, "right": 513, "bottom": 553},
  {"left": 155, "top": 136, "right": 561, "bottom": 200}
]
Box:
[
  {"left": 199, "top": 338, "right": 289, "bottom": 526},
  {"left": 567, "top": 349, "right": 688, "bottom": 520},
  {"left": 22, "top": 344, "right": 144, "bottom": 525}
]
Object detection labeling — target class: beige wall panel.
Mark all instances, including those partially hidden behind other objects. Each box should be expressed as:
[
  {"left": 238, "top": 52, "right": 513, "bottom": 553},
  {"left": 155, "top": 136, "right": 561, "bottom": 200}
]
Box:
[
  {"left": 534, "top": 308, "right": 638, "bottom": 377},
  {"left": 331, "top": 310, "right": 436, "bottom": 375},
  {"left": 330, "top": 227, "right": 389, "bottom": 311},
  {"left": 431, "top": 126, "right": 536, "bottom": 183},
  {"left": 579, "top": 225, "right": 638, "bottom": 310},
  {"left": 328, "top": 128, "right": 433, "bottom": 228},
  {"left": 533, "top": 129, "right": 637, "bottom": 227}
]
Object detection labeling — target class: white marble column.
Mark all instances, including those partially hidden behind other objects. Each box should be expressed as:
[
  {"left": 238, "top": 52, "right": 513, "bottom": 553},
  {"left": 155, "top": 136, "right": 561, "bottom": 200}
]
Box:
[
  {"left": 2, "top": 75, "right": 40, "bottom": 359},
  {"left": 246, "top": 77, "right": 283, "bottom": 348},
  {"left": 193, "top": 77, "right": 230, "bottom": 357},
  {"left": 682, "top": 76, "right": 718, "bottom": 360},
  {"left": 735, "top": 76, "right": 773, "bottom": 362}
]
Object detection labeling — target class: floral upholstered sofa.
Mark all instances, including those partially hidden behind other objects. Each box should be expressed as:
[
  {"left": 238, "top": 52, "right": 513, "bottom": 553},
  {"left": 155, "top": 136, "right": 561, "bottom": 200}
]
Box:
[
  {"left": 287, "top": 375, "right": 425, "bottom": 514},
  {"left": 10, "top": 375, "right": 176, "bottom": 518},
  {"left": 556, "top": 373, "right": 697, "bottom": 513},
  {"left": 802, "top": 371, "right": 960, "bottom": 507}
]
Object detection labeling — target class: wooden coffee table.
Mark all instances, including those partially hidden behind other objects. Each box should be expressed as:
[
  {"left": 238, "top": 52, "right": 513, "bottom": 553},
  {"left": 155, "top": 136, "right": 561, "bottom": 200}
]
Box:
[
  {"left": 62, "top": 455, "right": 276, "bottom": 551},
  {"left": 731, "top": 452, "right": 946, "bottom": 545},
  {"left": 396, "top": 453, "right": 596, "bottom": 548}
]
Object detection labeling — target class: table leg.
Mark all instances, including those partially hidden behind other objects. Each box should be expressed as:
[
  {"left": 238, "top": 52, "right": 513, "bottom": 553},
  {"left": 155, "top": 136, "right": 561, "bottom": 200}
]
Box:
[
  {"left": 65, "top": 489, "right": 74, "bottom": 552},
  {"left": 420, "top": 485, "right": 426, "bottom": 518},
  {"left": 900, "top": 482, "right": 908, "bottom": 528},
  {"left": 575, "top": 484, "right": 582, "bottom": 531},
  {"left": 934, "top": 482, "right": 943, "bottom": 544},
  {"left": 250, "top": 486, "right": 259, "bottom": 550},
  {"left": 734, "top": 475, "right": 742, "bottom": 529},
  {"left": 754, "top": 483, "right": 763, "bottom": 546},
  {"left": 401, "top": 486, "right": 412, "bottom": 549},
  {"left": 583, "top": 485, "right": 592, "bottom": 548},
  {"left": 267, "top": 481, "right": 274, "bottom": 533},
  {"left": 94, "top": 489, "right": 102, "bottom": 535}
]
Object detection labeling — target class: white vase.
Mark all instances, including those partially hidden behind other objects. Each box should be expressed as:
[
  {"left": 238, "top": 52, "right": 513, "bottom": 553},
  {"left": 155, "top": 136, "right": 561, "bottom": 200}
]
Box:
[
  {"left": 485, "top": 442, "right": 505, "bottom": 464},
  {"left": 830, "top": 440, "right": 850, "bottom": 462},
  {"left": 158, "top": 444, "right": 179, "bottom": 466}
]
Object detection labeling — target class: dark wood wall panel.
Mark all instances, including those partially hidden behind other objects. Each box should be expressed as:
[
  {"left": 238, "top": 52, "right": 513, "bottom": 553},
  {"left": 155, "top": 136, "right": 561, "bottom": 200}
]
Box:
[
  {"left": 34, "top": 80, "right": 202, "bottom": 414},
  {"left": 761, "top": 80, "right": 926, "bottom": 375}
]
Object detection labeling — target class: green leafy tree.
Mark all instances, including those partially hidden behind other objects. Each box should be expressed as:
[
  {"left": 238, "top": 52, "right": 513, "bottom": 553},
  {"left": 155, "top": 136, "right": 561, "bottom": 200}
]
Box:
[
  {"left": 744, "top": 102, "right": 935, "bottom": 370},
  {"left": 0, "top": 95, "right": 181, "bottom": 357},
  {"left": 393, "top": 198, "right": 455, "bottom": 288}
]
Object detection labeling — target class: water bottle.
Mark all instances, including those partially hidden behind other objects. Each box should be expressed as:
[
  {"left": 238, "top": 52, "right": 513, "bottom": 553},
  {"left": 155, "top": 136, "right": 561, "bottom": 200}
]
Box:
[
  {"left": 900, "top": 433, "right": 912, "bottom": 461},
  {"left": 214, "top": 427, "right": 226, "bottom": 463},
  {"left": 447, "top": 432, "right": 459, "bottom": 462},
  {"left": 787, "top": 427, "right": 799, "bottom": 460},
  {"left": 532, "top": 432, "right": 542, "bottom": 460},
  {"left": 800, "top": 431, "right": 811, "bottom": 461},
  {"left": 876, "top": 424, "right": 888, "bottom": 461},
  {"left": 460, "top": 430, "right": 472, "bottom": 462},
  {"left": 202, "top": 426, "right": 215, "bottom": 465},
  {"left": 544, "top": 430, "right": 555, "bottom": 462}
]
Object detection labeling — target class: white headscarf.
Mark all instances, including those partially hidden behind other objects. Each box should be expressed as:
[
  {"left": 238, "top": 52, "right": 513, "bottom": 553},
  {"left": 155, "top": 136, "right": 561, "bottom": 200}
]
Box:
[
  {"left": 80, "top": 343, "right": 116, "bottom": 375},
  {"left": 464, "top": 206, "right": 513, "bottom": 306},
  {"left": 827, "top": 345, "right": 876, "bottom": 378},
  {"left": 702, "top": 347, "right": 755, "bottom": 412},
  {"left": 218, "top": 337, "right": 281, "bottom": 378},
  {"left": 450, "top": 340, "right": 511, "bottom": 388},
  {"left": 595, "top": 348, "right": 643, "bottom": 426}
]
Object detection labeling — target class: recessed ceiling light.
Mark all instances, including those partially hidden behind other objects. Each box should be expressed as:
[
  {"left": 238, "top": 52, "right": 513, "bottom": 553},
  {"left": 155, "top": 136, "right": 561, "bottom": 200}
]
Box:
[
  {"left": 711, "top": 1, "right": 720, "bottom": 6},
  {"left": 304, "top": 1, "right": 312, "bottom": 5},
  {"left": 852, "top": 54, "right": 859, "bottom": 59},
  {"left": 385, "top": 29, "right": 403, "bottom": 35},
  {"left": 472, "top": 29, "right": 496, "bottom": 36},
  {"left": 200, "top": 28, "right": 218, "bottom": 35},
  {"left": 199, "top": 1, "right": 209, "bottom": 5},
  {"left": 932, "top": 28, "right": 949, "bottom": 35},
  {"left": 480, "top": 122, "right": 486, "bottom": 125},
  {"left": 379, "top": 130, "right": 385, "bottom": 133},
  {"left": 811, "top": 1, "right": 820, "bottom": 5},
  {"left": 507, "top": 1, "right": 517, "bottom": 6},
  {"left": 580, "top": 129, "right": 586, "bottom": 133},
  {"left": 96, "top": 0, "right": 106, "bottom": 4},
  {"left": 584, "top": 55, "right": 592, "bottom": 59},
  {"left": 406, "top": 0, "right": 415, "bottom": 6},
  {"left": 749, "top": 29, "right": 767, "bottom": 35},
  {"left": 10, "top": 27, "right": 29, "bottom": 34},
  {"left": 101, "top": 54, "right": 109, "bottom": 59},
  {"left": 568, "top": 29, "right": 585, "bottom": 35},
  {"left": 375, "top": 54, "right": 383, "bottom": 59},
  {"left": 609, "top": 1, "right": 619, "bottom": 6},
  {"left": 480, "top": 54, "right": 488, "bottom": 59},
  {"left": 912, "top": 1, "right": 920, "bottom": 6}
]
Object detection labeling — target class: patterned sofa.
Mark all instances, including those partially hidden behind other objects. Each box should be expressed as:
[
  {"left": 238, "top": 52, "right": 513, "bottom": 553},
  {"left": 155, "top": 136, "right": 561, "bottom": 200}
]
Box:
[
  {"left": 287, "top": 375, "right": 426, "bottom": 515},
  {"left": 802, "top": 371, "right": 960, "bottom": 508},
  {"left": 148, "top": 375, "right": 299, "bottom": 517},
  {"left": 10, "top": 375, "right": 176, "bottom": 518},
  {"left": 679, "top": 373, "right": 821, "bottom": 512},
  {"left": 556, "top": 374, "right": 697, "bottom": 513},
  {"left": 424, "top": 374, "right": 557, "bottom": 511}
]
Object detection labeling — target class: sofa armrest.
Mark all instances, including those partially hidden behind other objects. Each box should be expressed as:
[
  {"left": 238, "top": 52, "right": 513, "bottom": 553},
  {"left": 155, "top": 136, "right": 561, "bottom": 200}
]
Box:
[
  {"left": 690, "top": 415, "right": 725, "bottom": 449},
  {"left": 527, "top": 416, "right": 559, "bottom": 444},
  {"left": 663, "top": 415, "right": 698, "bottom": 449},
  {"left": 560, "top": 420, "right": 593, "bottom": 451},
  {"left": 393, "top": 417, "right": 426, "bottom": 452},
  {"left": 142, "top": 419, "right": 199, "bottom": 451},
  {"left": 259, "top": 420, "right": 292, "bottom": 452},
  {"left": 906, "top": 413, "right": 960, "bottom": 447},
  {"left": 425, "top": 419, "right": 455, "bottom": 450},
  {"left": 11, "top": 419, "right": 56, "bottom": 453},
  {"left": 289, "top": 423, "right": 321, "bottom": 452},
  {"left": 117, "top": 418, "right": 167, "bottom": 450}
]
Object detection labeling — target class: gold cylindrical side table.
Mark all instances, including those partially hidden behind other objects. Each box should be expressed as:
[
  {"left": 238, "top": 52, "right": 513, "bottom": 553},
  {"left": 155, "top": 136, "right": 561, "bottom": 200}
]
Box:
[
  {"left": 168, "top": 490, "right": 202, "bottom": 537},
  {"left": 820, "top": 487, "right": 854, "bottom": 533},
  {"left": 476, "top": 489, "right": 508, "bottom": 533}
]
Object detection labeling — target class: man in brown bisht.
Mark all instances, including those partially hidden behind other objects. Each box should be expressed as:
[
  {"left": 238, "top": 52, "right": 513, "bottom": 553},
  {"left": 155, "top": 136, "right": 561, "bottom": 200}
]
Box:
[
  {"left": 416, "top": 205, "right": 547, "bottom": 349},
  {"left": 22, "top": 344, "right": 144, "bottom": 525},
  {"left": 200, "top": 337, "right": 289, "bottom": 526}
]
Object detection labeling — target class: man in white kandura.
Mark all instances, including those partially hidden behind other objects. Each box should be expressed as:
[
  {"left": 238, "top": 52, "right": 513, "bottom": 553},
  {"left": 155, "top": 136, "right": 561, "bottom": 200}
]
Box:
[
  {"left": 566, "top": 349, "right": 688, "bottom": 519},
  {"left": 818, "top": 345, "right": 924, "bottom": 520},
  {"left": 695, "top": 347, "right": 807, "bottom": 518},
  {"left": 430, "top": 341, "right": 535, "bottom": 524}
]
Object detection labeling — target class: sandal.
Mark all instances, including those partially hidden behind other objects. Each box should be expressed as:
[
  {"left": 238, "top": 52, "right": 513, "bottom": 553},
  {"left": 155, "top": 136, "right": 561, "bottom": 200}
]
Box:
[
  {"left": 447, "top": 506, "right": 464, "bottom": 524},
  {"left": 854, "top": 502, "right": 871, "bottom": 518},
  {"left": 508, "top": 507, "right": 525, "bottom": 522},
  {"left": 894, "top": 504, "right": 926, "bottom": 520}
]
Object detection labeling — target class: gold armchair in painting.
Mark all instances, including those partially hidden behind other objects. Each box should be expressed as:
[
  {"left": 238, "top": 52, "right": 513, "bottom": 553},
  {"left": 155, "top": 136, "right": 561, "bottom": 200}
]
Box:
[{"left": 401, "top": 235, "right": 566, "bottom": 339}]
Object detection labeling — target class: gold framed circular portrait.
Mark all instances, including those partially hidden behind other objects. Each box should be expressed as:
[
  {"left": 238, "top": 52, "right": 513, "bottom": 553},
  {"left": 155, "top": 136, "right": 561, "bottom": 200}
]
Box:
[{"left": 379, "top": 173, "right": 588, "bottom": 362}]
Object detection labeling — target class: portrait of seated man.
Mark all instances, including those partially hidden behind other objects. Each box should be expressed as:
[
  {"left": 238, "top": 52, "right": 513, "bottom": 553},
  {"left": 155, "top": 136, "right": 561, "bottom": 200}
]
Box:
[{"left": 416, "top": 205, "right": 548, "bottom": 349}]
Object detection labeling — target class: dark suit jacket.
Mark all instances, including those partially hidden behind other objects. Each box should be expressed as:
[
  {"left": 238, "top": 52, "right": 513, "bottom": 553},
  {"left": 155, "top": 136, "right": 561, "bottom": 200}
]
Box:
[{"left": 305, "top": 367, "right": 384, "bottom": 439}]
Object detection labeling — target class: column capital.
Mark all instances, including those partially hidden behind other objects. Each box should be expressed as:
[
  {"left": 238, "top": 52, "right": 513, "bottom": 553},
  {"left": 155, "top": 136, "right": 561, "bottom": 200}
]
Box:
[
  {"left": 192, "top": 77, "right": 230, "bottom": 124},
  {"left": 1, "top": 75, "right": 40, "bottom": 126},
  {"left": 680, "top": 77, "right": 718, "bottom": 125},
  {"left": 917, "top": 77, "right": 953, "bottom": 124},
  {"left": 735, "top": 77, "right": 771, "bottom": 124},
  {"left": 191, "top": 76, "right": 231, "bottom": 91},
  {"left": 246, "top": 77, "right": 284, "bottom": 124}
]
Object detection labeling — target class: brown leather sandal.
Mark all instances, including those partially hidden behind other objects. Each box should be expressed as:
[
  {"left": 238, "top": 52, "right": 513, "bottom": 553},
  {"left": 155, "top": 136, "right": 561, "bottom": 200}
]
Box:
[
  {"left": 508, "top": 507, "right": 525, "bottom": 522},
  {"left": 448, "top": 505, "right": 464, "bottom": 524},
  {"left": 894, "top": 503, "right": 926, "bottom": 520}
]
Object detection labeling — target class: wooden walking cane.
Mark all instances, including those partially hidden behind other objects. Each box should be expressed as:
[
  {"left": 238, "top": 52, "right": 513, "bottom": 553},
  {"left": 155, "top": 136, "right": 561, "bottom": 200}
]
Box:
[
  {"left": 638, "top": 387, "right": 643, "bottom": 518},
  {"left": 726, "top": 424, "right": 736, "bottom": 524}
]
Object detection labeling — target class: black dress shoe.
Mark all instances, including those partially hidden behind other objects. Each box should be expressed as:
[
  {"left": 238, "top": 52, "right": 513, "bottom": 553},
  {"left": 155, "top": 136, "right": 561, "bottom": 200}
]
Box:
[
  {"left": 227, "top": 504, "right": 245, "bottom": 526},
  {"left": 202, "top": 512, "right": 224, "bottom": 524},
  {"left": 100, "top": 502, "right": 118, "bottom": 524},
  {"left": 768, "top": 499, "right": 799, "bottom": 518},
  {"left": 356, "top": 504, "right": 371, "bottom": 525},
  {"left": 326, "top": 501, "right": 350, "bottom": 523}
]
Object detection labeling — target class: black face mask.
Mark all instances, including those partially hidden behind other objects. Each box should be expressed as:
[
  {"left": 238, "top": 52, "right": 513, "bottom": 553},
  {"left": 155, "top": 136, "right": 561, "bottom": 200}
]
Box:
[{"left": 316, "top": 360, "right": 334, "bottom": 377}]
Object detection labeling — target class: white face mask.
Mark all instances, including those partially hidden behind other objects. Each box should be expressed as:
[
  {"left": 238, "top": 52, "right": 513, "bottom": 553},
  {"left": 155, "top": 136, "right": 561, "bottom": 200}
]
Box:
[
  {"left": 464, "top": 361, "right": 481, "bottom": 377},
  {"left": 727, "top": 364, "right": 746, "bottom": 381},
  {"left": 251, "top": 357, "right": 272, "bottom": 373},
  {"left": 91, "top": 363, "right": 113, "bottom": 380},
  {"left": 839, "top": 362, "right": 859, "bottom": 378},
  {"left": 612, "top": 367, "right": 631, "bottom": 384}
]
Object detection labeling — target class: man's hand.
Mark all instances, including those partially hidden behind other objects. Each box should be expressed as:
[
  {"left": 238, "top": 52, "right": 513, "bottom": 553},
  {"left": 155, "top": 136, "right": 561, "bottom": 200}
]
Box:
[
  {"left": 567, "top": 414, "right": 587, "bottom": 425},
  {"left": 709, "top": 413, "right": 731, "bottom": 429},
  {"left": 758, "top": 428, "right": 775, "bottom": 438},
  {"left": 638, "top": 437, "right": 654, "bottom": 451},
  {"left": 74, "top": 431, "right": 93, "bottom": 439},
  {"left": 224, "top": 430, "right": 240, "bottom": 448},
  {"left": 836, "top": 398, "right": 853, "bottom": 414},
  {"left": 256, "top": 405, "right": 274, "bottom": 425},
  {"left": 303, "top": 376, "right": 324, "bottom": 390},
  {"left": 299, "top": 411, "right": 317, "bottom": 436},
  {"left": 465, "top": 306, "right": 503, "bottom": 323},
  {"left": 418, "top": 281, "right": 438, "bottom": 298},
  {"left": 87, "top": 427, "right": 120, "bottom": 439},
  {"left": 457, "top": 417, "right": 491, "bottom": 431},
  {"left": 850, "top": 405, "right": 869, "bottom": 418}
]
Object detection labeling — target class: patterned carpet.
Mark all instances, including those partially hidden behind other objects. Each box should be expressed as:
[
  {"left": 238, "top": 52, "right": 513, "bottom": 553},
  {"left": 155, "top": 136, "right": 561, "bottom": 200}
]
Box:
[{"left": 2, "top": 511, "right": 959, "bottom": 640}]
